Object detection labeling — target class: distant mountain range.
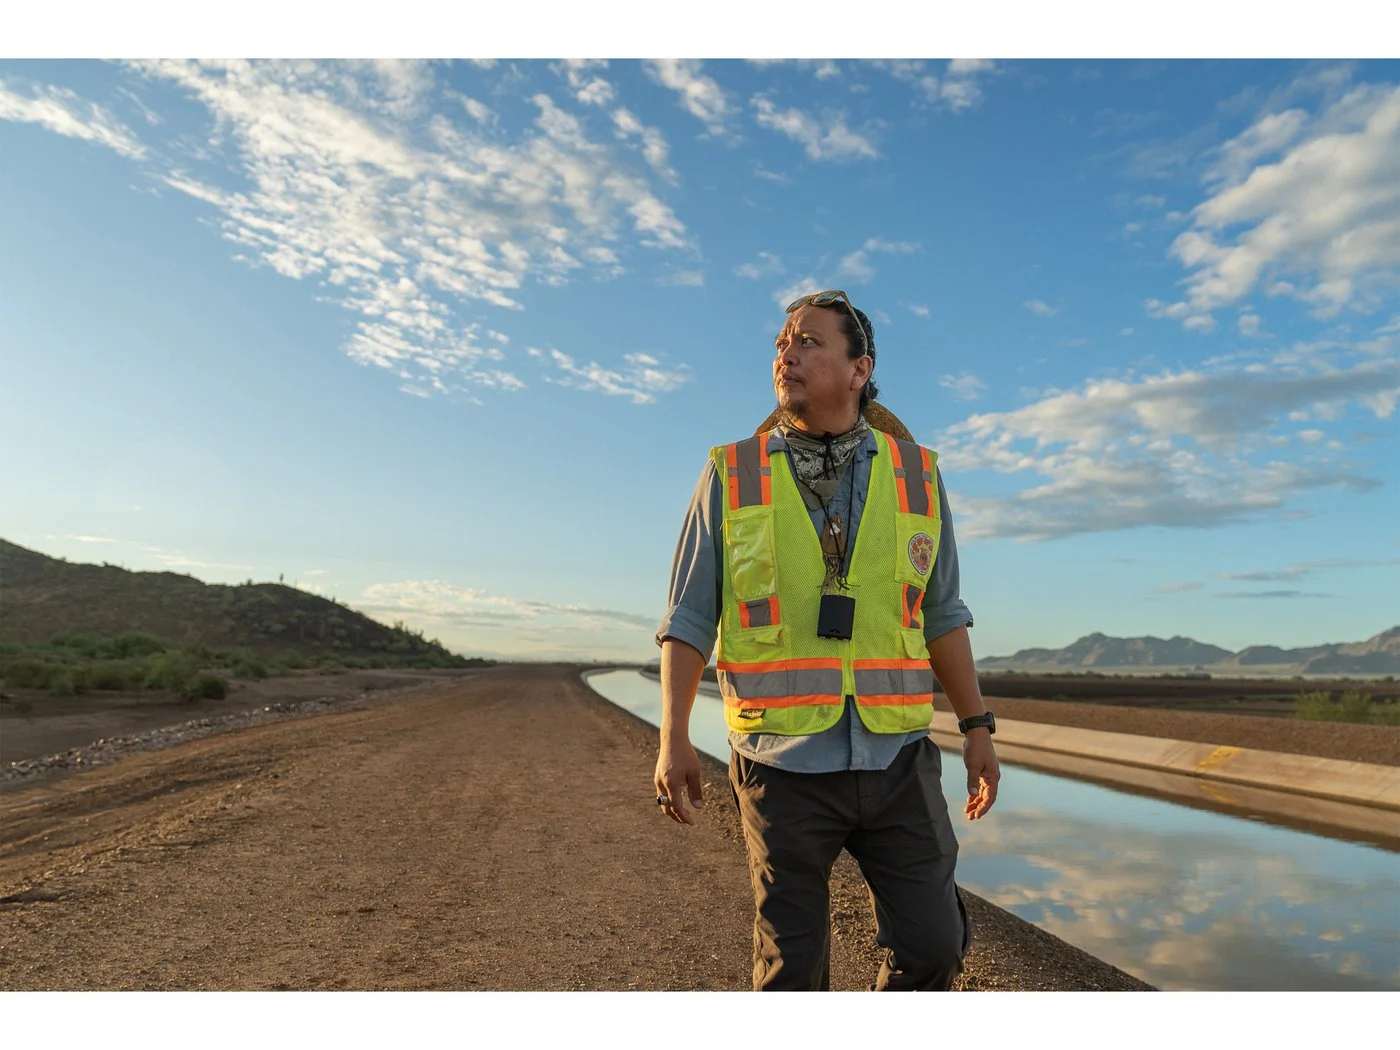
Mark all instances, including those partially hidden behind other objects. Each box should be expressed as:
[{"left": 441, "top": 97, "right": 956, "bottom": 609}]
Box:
[{"left": 978, "top": 627, "right": 1400, "bottom": 676}]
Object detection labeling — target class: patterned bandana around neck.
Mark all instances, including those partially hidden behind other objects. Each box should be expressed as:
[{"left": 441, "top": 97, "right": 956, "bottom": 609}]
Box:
[{"left": 779, "top": 414, "right": 870, "bottom": 509}]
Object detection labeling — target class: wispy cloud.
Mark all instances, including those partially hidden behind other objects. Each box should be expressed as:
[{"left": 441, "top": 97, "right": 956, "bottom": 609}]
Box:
[
  {"left": 836, "top": 237, "right": 921, "bottom": 283},
  {"left": 552, "top": 59, "right": 615, "bottom": 108},
  {"left": 359, "top": 578, "right": 657, "bottom": 632},
  {"left": 1155, "top": 582, "right": 1204, "bottom": 593},
  {"left": 876, "top": 59, "right": 998, "bottom": 111},
  {"left": 940, "top": 373, "right": 987, "bottom": 401},
  {"left": 611, "top": 106, "right": 677, "bottom": 183},
  {"left": 750, "top": 96, "right": 878, "bottom": 161},
  {"left": 937, "top": 351, "right": 1400, "bottom": 541},
  {"left": 534, "top": 347, "right": 691, "bottom": 404},
  {"left": 1213, "top": 558, "right": 1400, "bottom": 582},
  {"left": 908, "top": 303, "right": 930, "bottom": 317},
  {"left": 643, "top": 59, "right": 732, "bottom": 134},
  {"left": 10, "top": 60, "right": 694, "bottom": 404},
  {"left": 735, "top": 251, "right": 782, "bottom": 280},
  {"left": 0, "top": 78, "right": 146, "bottom": 158},
  {"left": 1024, "top": 299, "right": 1059, "bottom": 317},
  {"left": 1214, "top": 590, "right": 1333, "bottom": 599},
  {"left": 657, "top": 269, "right": 704, "bottom": 287}
]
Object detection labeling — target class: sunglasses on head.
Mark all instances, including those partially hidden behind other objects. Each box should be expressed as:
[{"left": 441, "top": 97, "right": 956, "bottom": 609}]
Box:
[{"left": 785, "top": 289, "right": 869, "bottom": 357}]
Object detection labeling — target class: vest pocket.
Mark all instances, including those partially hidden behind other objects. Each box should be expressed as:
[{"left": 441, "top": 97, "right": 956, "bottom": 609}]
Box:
[{"left": 725, "top": 510, "right": 777, "bottom": 602}]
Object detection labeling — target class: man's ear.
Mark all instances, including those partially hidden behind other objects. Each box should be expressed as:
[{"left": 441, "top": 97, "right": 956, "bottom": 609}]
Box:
[{"left": 850, "top": 353, "right": 873, "bottom": 391}]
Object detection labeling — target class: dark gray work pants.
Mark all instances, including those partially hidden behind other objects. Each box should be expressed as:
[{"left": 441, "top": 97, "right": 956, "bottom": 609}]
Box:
[{"left": 728, "top": 736, "right": 970, "bottom": 991}]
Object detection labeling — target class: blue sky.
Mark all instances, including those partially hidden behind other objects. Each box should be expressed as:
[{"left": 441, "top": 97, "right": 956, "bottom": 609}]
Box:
[{"left": 3, "top": 48, "right": 1398, "bottom": 662}]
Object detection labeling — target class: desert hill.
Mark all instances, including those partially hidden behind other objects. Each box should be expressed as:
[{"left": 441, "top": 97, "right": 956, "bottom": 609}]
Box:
[
  {"left": 0, "top": 538, "right": 461, "bottom": 662},
  {"left": 980, "top": 626, "right": 1400, "bottom": 676}
]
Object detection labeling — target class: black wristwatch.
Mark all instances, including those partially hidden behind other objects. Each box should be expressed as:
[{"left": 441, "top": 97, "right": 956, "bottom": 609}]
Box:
[{"left": 958, "top": 711, "right": 996, "bottom": 735}]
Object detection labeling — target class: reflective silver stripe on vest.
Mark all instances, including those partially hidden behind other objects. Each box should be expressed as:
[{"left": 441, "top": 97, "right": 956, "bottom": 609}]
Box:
[
  {"left": 743, "top": 598, "right": 773, "bottom": 627},
  {"left": 852, "top": 665, "right": 935, "bottom": 697},
  {"left": 733, "top": 433, "right": 770, "bottom": 509},
  {"left": 891, "top": 436, "right": 933, "bottom": 517},
  {"left": 719, "top": 667, "right": 844, "bottom": 701}
]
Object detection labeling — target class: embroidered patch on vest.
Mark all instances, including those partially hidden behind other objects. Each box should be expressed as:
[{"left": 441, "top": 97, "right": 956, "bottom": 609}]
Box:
[{"left": 908, "top": 532, "right": 934, "bottom": 576}]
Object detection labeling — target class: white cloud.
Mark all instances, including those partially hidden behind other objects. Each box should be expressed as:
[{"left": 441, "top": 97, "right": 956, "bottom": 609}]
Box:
[
  {"left": 643, "top": 59, "right": 732, "bottom": 134},
  {"left": 25, "top": 61, "right": 695, "bottom": 403},
  {"left": 1238, "top": 313, "right": 1262, "bottom": 335},
  {"left": 456, "top": 95, "right": 495, "bottom": 125},
  {"left": 1163, "top": 81, "right": 1400, "bottom": 322},
  {"left": 611, "top": 107, "right": 677, "bottom": 183},
  {"left": 876, "top": 59, "right": 996, "bottom": 111},
  {"left": 1120, "top": 327, "right": 1136, "bottom": 336},
  {"left": 537, "top": 347, "right": 692, "bottom": 404},
  {"left": 940, "top": 373, "right": 987, "bottom": 401},
  {"left": 1024, "top": 299, "right": 1058, "bottom": 318},
  {"left": 553, "top": 59, "right": 615, "bottom": 108},
  {"left": 0, "top": 79, "right": 146, "bottom": 158},
  {"left": 948, "top": 59, "right": 996, "bottom": 76},
  {"left": 750, "top": 96, "right": 877, "bottom": 162},
  {"left": 936, "top": 354, "right": 1400, "bottom": 541},
  {"left": 359, "top": 578, "right": 657, "bottom": 632},
  {"left": 837, "top": 237, "right": 923, "bottom": 283},
  {"left": 657, "top": 269, "right": 704, "bottom": 287},
  {"left": 908, "top": 303, "right": 931, "bottom": 318},
  {"left": 752, "top": 164, "right": 791, "bottom": 184},
  {"left": 735, "top": 251, "right": 782, "bottom": 279}
]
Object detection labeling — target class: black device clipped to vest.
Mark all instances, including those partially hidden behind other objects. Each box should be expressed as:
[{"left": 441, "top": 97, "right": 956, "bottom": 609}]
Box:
[{"left": 816, "top": 593, "right": 856, "bottom": 640}]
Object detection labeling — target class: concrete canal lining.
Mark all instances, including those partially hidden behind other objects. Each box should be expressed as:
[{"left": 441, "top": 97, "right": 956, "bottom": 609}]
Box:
[{"left": 663, "top": 675, "right": 1399, "bottom": 844}]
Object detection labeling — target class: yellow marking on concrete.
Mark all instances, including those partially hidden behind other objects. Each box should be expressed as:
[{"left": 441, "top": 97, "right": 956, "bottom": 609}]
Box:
[
  {"left": 1197, "top": 779, "right": 1241, "bottom": 806},
  {"left": 1195, "top": 745, "right": 1243, "bottom": 772}
]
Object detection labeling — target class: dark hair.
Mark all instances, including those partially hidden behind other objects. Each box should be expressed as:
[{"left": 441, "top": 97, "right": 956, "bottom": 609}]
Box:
[{"left": 815, "top": 302, "right": 879, "bottom": 410}]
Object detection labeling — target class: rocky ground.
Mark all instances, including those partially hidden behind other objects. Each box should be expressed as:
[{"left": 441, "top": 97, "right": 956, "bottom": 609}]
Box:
[{"left": 1, "top": 665, "right": 1152, "bottom": 991}]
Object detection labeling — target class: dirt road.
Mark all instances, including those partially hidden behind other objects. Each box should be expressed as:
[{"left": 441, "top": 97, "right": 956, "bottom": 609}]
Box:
[{"left": 0, "top": 665, "right": 1146, "bottom": 991}]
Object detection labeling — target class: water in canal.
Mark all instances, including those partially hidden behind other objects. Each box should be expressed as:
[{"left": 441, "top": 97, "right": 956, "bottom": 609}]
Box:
[{"left": 586, "top": 669, "right": 1400, "bottom": 991}]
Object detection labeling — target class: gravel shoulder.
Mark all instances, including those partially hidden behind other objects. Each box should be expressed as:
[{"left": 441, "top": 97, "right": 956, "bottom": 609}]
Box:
[{"left": 0, "top": 664, "right": 1150, "bottom": 991}]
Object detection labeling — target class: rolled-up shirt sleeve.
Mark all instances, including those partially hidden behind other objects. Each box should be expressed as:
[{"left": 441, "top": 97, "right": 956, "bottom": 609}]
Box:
[
  {"left": 654, "top": 458, "right": 723, "bottom": 659},
  {"left": 922, "top": 468, "right": 975, "bottom": 643}
]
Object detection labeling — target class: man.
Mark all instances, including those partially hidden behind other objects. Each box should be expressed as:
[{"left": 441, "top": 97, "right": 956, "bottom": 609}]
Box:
[{"left": 653, "top": 289, "right": 1000, "bottom": 992}]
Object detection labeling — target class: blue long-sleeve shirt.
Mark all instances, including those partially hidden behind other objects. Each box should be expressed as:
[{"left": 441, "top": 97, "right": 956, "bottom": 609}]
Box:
[{"left": 655, "top": 428, "right": 974, "bottom": 772}]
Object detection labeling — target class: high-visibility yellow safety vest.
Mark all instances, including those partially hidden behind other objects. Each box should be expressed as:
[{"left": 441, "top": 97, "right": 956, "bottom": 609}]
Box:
[{"left": 713, "top": 427, "right": 941, "bottom": 735}]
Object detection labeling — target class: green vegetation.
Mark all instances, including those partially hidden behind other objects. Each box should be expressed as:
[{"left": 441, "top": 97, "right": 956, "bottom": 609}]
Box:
[
  {"left": 1293, "top": 690, "right": 1400, "bottom": 726},
  {"left": 0, "top": 630, "right": 495, "bottom": 700}
]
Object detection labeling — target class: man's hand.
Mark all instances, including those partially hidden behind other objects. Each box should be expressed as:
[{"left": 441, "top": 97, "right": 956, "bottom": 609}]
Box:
[
  {"left": 654, "top": 738, "right": 704, "bottom": 826},
  {"left": 962, "top": 730, "right": 999, "bottom": 820}
]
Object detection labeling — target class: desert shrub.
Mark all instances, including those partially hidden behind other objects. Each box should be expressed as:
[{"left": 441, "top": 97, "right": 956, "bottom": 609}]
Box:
[
  {"left": 274, "top": 649, "right": 308, "bottom": 670},
  {"left": 49, "top": 631, "right": 106, "bottom": 659},
  {"left": 232, "top": 659, "right": 269, "bottom": 680},
  {"left": 183, "top": 674, "right": 229, "bottom": 701},
  {"left": 88, "top": 660, "right": 149, "bottom": 691},
  {"left": 11, "top": 698, "right": 32, "bottom": 714},
  {"left": 49, "top": 672, "right": 76, "bottom": 697},
  {"left": 1336, "top": 690, "right": 1374, "bottom": 723},
  {"left": 144, "top": 649, "right": 198, "bottom": 692},
  {"left": 107, "top": 633, "right": 171, "bottom": 660},
  {"left": 3, "top": 659, "right": 60, "bottom": 689},
  {"left": 322, "top": 662, "right": 347, "bottom": 674},
  {"left": 1371, "top": 701, "right": 1400, "bottom": 727},
  {"left": 1293, "top": 691, "right": 1335, "bottom": 721}
]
